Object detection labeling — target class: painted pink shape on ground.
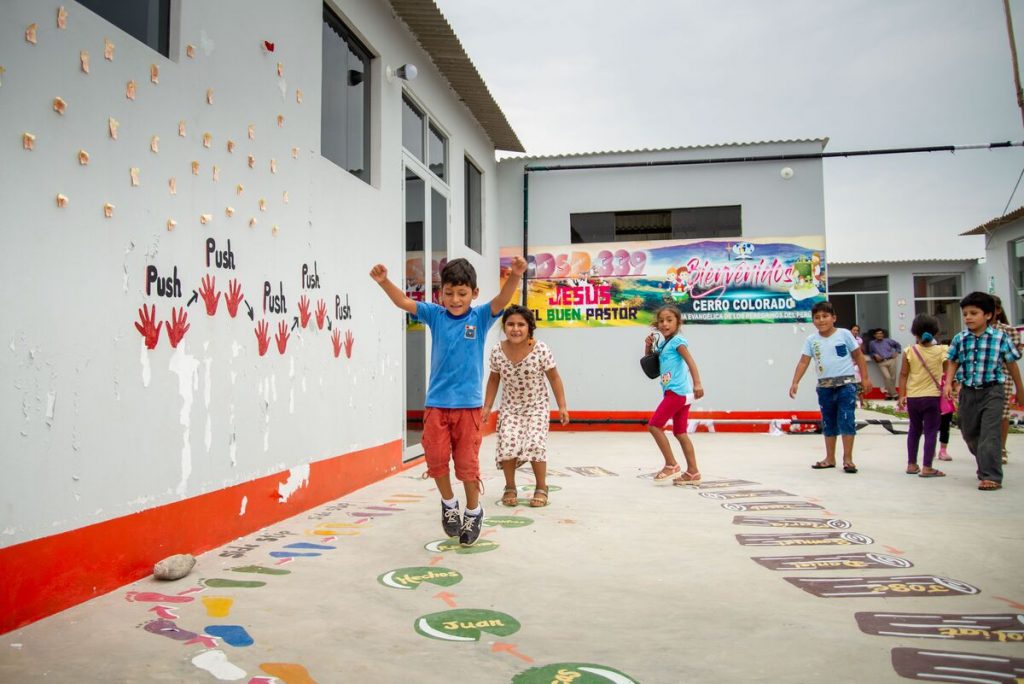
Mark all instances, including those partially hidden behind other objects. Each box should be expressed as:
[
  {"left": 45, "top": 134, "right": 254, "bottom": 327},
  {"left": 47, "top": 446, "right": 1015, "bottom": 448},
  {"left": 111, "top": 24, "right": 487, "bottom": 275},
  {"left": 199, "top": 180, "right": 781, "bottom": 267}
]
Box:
[
  {"left": 126, "top": 591, "right": 194, "bottom": 603},
  {"left": 144, "top": 619, "right": 197, "bottom": 641},
  {"left": 148, "top": 605, "right": 178, "bottom": 619},
  {"left": 186, "top": 635, "right": 219, "bottom": 648}
]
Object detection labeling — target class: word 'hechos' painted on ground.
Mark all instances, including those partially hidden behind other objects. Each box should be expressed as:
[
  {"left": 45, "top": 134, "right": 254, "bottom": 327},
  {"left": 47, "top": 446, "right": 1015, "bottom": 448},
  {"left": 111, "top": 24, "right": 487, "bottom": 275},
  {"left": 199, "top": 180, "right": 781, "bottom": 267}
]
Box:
[
  {"left": 378, "top": 567, "right": 463, "bottom": 590},
  {"left": 424, "top": 539, "right": 498, "bottom": 554},
  {"left": 512, "top": 663, "right": 640, "bottom": 683},
  {"left": 414, "top": 609, "right": 520, "bottom": 642},
  {"left": 483, "top": 516, "right": 534, "bottom": 528}
]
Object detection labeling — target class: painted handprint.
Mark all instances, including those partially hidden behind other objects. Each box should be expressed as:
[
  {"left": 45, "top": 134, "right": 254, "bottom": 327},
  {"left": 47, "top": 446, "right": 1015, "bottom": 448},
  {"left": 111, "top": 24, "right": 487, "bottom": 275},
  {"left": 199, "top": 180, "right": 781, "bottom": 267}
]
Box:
[
  {"left": 343, "top": 330, "right": 354, "bottom": 358},
  {"left": 225, "top": 279, "right": 243, "bottom": 318},
  {"left": 275, "top": 320, "right": 290, "bottom": 354},
  {"left": 166, "top": 307, "right": 190, "bottom": 348},
  {"left": 199, "top": 274, "right": 221, "bottom": 316},
  {"left": 135, "top": 304, "right": 162, "bottom": 349},
  {"left": 315, "top": 299, "right": 327, "bottom": 330},
  {"left": 298, "top": 295, "right": 311, "bottom": 329},
  {"left": 255, "top": 320, "right": 270, "bottom": 357},
  {"left": 331, "top": 329, "right": 341, "bottom": 358}
]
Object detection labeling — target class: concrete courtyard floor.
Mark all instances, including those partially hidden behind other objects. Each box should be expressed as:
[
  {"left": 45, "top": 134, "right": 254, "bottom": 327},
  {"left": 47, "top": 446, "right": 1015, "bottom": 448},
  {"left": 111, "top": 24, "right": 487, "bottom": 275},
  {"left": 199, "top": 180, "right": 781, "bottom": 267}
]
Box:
[{"left": 3, "top": 415, "right": 1024, "bottom": 683}]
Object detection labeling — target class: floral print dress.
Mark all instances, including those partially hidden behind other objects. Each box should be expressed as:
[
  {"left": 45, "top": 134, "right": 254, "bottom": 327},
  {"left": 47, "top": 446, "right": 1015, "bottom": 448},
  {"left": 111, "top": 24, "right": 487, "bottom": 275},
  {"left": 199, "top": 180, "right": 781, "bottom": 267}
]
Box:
[{"left": 490, "top": 340, "right": 556, "bottom": 467}]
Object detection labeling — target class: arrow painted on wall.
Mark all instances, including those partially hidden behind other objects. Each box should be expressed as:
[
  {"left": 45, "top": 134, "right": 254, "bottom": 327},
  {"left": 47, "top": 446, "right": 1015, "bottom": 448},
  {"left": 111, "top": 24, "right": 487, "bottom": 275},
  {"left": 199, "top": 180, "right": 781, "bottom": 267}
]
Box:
[
  {"left": 245, "top": 300, "right": 254, "bottom": 320},
  {"left": 491, "top": 642, "right": 533, "bottom": 663},
  {"left": 433, "top": 591, "right": 457, "bottom": 608},
  {"left": 187, "top": 290, "right": 198, "bottom": 307},
  {"left": 148, "top": 605, "right": 178, "bottom": 619}
]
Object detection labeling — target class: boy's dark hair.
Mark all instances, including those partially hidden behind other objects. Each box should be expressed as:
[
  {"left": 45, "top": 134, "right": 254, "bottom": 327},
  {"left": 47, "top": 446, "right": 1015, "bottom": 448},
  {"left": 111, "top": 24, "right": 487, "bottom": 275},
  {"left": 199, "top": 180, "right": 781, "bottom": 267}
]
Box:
[
  {"left": 440, "top": 258, "right": 477, "bottom": 290},
  {"left": 502, "top": 304, "right": 536, "bottom": 338},
  {"left": 810, "top": 301, "right": 835, "bottom": 316},
  {"left": 910, "top": 313, "right": 939, "bottom": 338},
  {"left": 959, "top": 291, "right": 995, "bottom": 315}
]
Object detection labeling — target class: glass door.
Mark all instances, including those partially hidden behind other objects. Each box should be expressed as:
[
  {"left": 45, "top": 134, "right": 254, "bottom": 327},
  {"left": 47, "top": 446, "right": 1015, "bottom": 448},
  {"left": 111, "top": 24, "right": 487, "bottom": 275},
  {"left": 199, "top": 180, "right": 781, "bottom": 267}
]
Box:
[{"left": 402, "top": 164, "right": 449, "bottom": 461}]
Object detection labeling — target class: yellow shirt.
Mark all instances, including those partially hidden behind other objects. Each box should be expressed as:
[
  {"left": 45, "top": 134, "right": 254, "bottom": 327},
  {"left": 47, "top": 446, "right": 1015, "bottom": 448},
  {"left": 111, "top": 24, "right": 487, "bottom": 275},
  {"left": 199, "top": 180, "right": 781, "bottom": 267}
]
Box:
[{"left": 904, "top": 343, "right": 948, "bottom": 398}]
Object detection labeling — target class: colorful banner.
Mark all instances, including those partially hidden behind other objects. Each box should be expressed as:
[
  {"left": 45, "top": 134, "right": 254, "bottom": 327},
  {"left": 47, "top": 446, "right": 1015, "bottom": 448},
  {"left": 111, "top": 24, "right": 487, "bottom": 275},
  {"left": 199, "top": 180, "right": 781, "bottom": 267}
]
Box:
[{"left": 500, "top": 236, "right": 826, "bottom": 326}]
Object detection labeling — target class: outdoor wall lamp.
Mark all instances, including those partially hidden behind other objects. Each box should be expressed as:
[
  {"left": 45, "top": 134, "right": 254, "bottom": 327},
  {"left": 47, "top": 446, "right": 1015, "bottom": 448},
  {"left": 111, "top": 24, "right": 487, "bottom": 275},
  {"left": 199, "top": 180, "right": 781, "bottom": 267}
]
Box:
[{"left": 386, "top": 63, "right": 418, "bottom": 82}]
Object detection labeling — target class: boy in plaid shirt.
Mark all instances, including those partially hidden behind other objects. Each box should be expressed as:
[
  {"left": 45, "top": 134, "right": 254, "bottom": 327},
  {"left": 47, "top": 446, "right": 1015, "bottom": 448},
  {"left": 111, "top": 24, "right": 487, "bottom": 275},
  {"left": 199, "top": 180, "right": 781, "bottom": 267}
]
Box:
[{"left": 944, "top": 292, "right": 1024, "bottom": 491}]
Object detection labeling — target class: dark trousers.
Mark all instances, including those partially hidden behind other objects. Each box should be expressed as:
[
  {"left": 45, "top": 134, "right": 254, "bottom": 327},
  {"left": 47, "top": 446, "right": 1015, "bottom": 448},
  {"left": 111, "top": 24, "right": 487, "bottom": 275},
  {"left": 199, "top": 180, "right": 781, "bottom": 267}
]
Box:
[
  {"left": 907, "top": 396, "right": 940, "bottom": 467},
  {"left": 958, "top": 385, "right": 1005, "bottom": 483},
  {"left": 939, "top": 412, "right": 952, "bottom": 445}
]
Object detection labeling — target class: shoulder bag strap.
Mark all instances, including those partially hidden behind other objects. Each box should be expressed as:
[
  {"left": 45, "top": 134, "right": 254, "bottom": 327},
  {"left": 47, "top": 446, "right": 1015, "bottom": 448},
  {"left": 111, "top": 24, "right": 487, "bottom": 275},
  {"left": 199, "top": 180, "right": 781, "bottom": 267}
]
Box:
[{"left": 911, "top": 345, "right": 943, "bottom": 391}]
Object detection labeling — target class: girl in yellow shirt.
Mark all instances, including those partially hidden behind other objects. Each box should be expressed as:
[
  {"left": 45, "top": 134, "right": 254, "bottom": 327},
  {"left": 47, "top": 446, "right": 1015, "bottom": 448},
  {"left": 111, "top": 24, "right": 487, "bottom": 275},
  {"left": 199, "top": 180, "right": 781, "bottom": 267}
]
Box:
[{"left": 897, "top": 314, "right": 949, "bottom": 477}]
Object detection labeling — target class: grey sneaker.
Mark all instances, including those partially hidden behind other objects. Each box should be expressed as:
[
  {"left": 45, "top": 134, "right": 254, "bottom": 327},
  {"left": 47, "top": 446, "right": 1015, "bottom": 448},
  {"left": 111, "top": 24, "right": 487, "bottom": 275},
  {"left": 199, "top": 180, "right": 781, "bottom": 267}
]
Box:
[
  {"left": 459, "top": 508, "right": 484, "bottom": 547},
  {"left": 441, "top": 500, "right": 461, "bottom": 538}
]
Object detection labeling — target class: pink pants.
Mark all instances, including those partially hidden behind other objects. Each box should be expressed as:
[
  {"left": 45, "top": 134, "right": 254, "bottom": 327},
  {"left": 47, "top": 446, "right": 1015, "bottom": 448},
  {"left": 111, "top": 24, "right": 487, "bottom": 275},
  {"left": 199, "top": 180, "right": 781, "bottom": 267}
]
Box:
[{"left": 648, "top": 391, "right": 691, "bottom": 435}]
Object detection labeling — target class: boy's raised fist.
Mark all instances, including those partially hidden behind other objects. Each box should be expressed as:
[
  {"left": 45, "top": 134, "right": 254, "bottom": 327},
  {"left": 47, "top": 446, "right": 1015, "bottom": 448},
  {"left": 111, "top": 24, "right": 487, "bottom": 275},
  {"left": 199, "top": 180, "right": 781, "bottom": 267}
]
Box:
[
  {"left": 509, "top": 255, "right": 527, "bottom": 275},
  {"left": 369, "top": 264, "right": 388, "bottom": 283}
]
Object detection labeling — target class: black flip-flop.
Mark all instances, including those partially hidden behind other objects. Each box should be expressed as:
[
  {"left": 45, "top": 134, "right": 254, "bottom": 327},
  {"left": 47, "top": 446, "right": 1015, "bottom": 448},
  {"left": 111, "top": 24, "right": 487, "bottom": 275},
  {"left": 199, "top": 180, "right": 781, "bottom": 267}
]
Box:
[
  {"left": 843, "top": 464, "right": 858, "bottom": 473},
  {"left": 811, "top": 461, "right": 835, "bottom": 469}
]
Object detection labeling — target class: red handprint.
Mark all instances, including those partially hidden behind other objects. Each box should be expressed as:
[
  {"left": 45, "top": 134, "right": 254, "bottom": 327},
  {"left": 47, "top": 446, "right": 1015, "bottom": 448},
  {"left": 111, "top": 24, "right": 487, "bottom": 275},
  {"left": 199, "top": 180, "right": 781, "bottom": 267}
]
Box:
[
  {"left": 166, "top": 307, "right": 190, "bottom": 348},
  {"left": 199, "top": 274, "right": 221, "bottom": 316},
  {"left": 134, "top": 304, "right": 162, "bottom": 349},
  {"left": 255, "top": 320, "right": 270, "bottom": 357},
  {"left": 275, "top": 320, "right": 290, "bottom": 354},
  {"left": 225, "top": 279, "right": 243, "bottom": 318},
  {"left": 315, "top": 299, "right": 327, "bottom": 330},
  {"left": 331, "top": 329, "right": 341, "bottom": 358},
  {"left": 343, "top": 330, "right": 354, "bottom": 358},
  {"left": 298, "top": 295, "right": 311, "bottom": 329}
]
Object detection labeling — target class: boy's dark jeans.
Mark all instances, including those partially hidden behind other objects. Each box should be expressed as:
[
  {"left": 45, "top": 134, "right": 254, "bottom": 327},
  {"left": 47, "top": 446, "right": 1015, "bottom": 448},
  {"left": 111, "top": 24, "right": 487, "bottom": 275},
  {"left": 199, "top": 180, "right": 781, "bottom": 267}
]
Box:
[{"left": 958, "top": 384, "right": 1004, "bottom": 483}]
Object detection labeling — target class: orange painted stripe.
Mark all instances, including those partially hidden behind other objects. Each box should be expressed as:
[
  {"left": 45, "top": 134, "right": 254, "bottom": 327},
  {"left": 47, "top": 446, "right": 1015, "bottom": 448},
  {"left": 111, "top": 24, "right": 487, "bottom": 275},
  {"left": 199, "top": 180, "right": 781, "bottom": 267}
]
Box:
[
  {"left": 547, "top": 410, "right": 822, "bottom": 433},
  {"left": 0, "top": 440, "right": 413, "bottom": 635}
]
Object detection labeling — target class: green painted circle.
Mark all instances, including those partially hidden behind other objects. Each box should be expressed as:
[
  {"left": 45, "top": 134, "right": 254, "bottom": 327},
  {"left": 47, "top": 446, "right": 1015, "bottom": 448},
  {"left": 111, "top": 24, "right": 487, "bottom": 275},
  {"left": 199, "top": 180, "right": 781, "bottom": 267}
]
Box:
[
  {"left": 424, "top": 538, "right": 499, "bottom": 554},
  {"left": 516, "top": 484, "right": 562, "bottom": 493},
  {"left": 414, "top": 609, "right": 520, "bottom": 642},
  {"left": 377, "top": 566, "right": 463, "bottom": 590},
  {"left": 512, "top": 663, "right": 640, "bottom": 683},
  {"left": 483, "top": 516, "right": 534, "bottom": 528}
]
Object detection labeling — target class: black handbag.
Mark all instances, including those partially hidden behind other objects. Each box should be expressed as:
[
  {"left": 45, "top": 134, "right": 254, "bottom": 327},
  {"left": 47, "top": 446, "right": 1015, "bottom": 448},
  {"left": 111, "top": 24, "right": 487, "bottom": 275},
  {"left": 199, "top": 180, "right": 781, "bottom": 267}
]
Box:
[{"left": 640, "top": 352, "right": 660, "bottom": 379}]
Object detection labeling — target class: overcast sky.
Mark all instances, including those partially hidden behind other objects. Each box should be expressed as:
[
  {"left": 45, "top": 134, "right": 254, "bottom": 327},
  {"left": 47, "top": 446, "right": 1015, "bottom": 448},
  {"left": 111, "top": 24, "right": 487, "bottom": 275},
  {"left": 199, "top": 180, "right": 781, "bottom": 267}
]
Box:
[{"left": 435, "top": 0, "right": 1024, "bottom": 262}]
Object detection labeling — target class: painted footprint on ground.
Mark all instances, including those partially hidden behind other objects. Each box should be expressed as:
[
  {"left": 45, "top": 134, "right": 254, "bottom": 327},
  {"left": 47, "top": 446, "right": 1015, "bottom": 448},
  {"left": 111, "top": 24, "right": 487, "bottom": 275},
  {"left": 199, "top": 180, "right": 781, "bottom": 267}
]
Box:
[
  {"left": 424, "top": 539, "right": 499, "bottom": 554},
  {"left": 483, "top": 516, "right": 534, "bottom": 528},
  {"left": 143, "top": 619, "right": 197, "bottom": 641},
  {"left": 201, "top": 578, "right": 266, "bottom": 588},
  {"left": 378, "top": 566, "right": 463, "bottom": 590},
  {"left": 260, "top": 661, "right": 317, "bottom": 684},
  {"left": 230, "top": 565, "right": 291, "bottom": 575},
  {"left": 192, "top": 649, "right": 246, "bottom": 681},
  {"left": 204, "top": 625, "right": 254, "bottom": 647},
  {"left": 201, "top": 596, "right": 234, "bottom": 617},
  {"left": 512, "top": 663, "right": 640, "bottom": 683},
  {"left": 414, "top": 609, "right": 520, "bottom": 642}
]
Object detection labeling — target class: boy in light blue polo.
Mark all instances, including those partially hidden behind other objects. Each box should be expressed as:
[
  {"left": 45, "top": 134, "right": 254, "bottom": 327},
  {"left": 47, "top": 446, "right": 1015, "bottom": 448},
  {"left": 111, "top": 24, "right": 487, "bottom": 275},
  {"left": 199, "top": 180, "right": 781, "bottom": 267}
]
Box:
[
  {"left": 370, "top": 256, "right": 526, "bottom": 545},
  {"left": 789, "top": 301, "right": 872, "bottom": 473}
]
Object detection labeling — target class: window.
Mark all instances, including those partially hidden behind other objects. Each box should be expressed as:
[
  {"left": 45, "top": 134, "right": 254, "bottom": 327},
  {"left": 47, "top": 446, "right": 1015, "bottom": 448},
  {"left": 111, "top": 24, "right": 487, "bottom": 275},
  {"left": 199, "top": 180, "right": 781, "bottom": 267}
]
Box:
[
  {"left": 465, "top": 158, "right": 482, "bottom": 253},
  {"left": 1011, "top": 239, "right": 1024, "bottom": 324},
  {"left": 914, "top": 274, "right": 963, "bottom": 342},
  {"left": 322, "top": 5, "right": 371, "bottom": 182},
  {"left": 77, "top": 0, "right": 170, "bottom": 57},
  {"left": 569, "top": 206, "right": 741, "bottom": 244},
  {"left": 827, "top": 275, "right": 889, "bottom": 335},
  {"left": 402, "top": 96, "right": 448, "bottom": 182}
]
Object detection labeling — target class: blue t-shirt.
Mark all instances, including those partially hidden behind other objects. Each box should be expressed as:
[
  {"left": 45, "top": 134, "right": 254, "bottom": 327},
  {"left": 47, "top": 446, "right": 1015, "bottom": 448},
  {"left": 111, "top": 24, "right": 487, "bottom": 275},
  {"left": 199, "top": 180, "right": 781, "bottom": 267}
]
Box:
[
  {"left": 802, "top": 328, "right": 858, "bottom": 379},
  {"left": 416, "top": 301, "right": 501, "bottom": 408},
  {"left": 656, "top": 335, "right": 693, "bottom": 396}
]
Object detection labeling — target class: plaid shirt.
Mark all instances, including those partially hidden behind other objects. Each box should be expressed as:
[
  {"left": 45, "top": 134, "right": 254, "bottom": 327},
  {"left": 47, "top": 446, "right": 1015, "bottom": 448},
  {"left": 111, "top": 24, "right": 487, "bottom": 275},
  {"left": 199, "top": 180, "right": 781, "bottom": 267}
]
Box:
[{"left": 947, "top": 326, "right": 1022, "bottom": 387}]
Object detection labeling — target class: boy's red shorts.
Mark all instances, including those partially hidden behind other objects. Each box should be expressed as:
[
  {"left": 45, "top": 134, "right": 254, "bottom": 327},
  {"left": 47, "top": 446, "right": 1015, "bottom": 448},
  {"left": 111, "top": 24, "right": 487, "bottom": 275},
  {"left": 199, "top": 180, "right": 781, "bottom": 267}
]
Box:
[{"left": 422, "top": 407, "right": 483, "bottom": 482}]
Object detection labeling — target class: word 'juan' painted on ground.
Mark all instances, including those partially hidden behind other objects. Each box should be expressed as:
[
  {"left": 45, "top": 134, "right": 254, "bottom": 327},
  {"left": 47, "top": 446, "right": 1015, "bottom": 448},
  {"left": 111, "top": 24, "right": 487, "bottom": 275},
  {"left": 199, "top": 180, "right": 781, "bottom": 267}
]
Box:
[
  {"left": 424, "top": 539, "right": 499, "bottom": 555},
  {"left": 413, "top": 609, "right": 520, "bottom": 642},
  {"left": 483, "top": 516, "right": 534, "bottom": 528},
  {"left": 856, "top": 612, "right": 1024, "bottom": 642},
  {"left": 512, "top": 663, "right": 641, "bottom": 684},
  {"left": 722, "top": 500, "right": 823, "bottom": 512},
  {"left": 891, "top": 647, "right": 1024, "bottom": 682},
  {"left": 752, "top": 552, "right": 913, "bottom": 571},
  {"left": 735, "top": 531, "right": 874, "bottom": 547},
  {"left": 732, "top": 515, "right": 851, "bottom": 529},
  {"left": 700, "top": 489, "right": 794, "bottom": 500},
  {"left": 694, "top": 479, "right": 760, "bottom": 488},
  {"left": 378, "top": 567, "right": 463, "bottom": 590},
  {"left": 785, "top": 575, "right": 980, "bottom": 598}
]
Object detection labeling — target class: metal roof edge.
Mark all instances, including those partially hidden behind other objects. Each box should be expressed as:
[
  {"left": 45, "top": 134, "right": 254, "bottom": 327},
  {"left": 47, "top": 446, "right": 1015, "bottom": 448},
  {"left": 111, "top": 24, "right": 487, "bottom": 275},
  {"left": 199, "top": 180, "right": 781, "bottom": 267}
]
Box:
[
  {"left": 960, "top": 205, "right": 1024, "bottom": 235},
  {"left": 497, "top": 138, "right": 829, "bottom": 163}
]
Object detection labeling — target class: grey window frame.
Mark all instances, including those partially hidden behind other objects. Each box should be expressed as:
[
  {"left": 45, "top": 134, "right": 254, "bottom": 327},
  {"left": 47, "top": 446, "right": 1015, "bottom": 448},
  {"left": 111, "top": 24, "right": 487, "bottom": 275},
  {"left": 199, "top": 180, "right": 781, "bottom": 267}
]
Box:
[
  {"left": 465, "top": 157, "right": 482, "bottom": 254},
  {"left": 76, "top": 0, "right": 172, "bottom": 58},
  {"left": 321, "top": 4, "right": 372, "bottom": 183}
]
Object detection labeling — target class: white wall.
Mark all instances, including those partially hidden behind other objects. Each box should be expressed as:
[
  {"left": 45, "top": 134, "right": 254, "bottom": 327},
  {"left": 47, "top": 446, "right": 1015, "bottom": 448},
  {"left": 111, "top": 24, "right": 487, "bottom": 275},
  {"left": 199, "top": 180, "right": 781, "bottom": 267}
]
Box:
[
  {"left": 496, "top": 142, "right": 828, "bottom": 413},
  {"left": 977, "top": 219, "right": 1024, "bottom": 323},
  {"left": 0, "top": 0, "right": 500, "bottom": 547}
]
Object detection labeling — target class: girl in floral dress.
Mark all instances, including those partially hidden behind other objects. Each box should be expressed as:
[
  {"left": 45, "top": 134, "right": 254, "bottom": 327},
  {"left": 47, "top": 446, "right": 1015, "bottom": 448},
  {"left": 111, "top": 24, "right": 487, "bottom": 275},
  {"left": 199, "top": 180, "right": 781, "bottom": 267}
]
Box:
[{"left": 482, "top": 305, "right": 569, "bottom": 507}]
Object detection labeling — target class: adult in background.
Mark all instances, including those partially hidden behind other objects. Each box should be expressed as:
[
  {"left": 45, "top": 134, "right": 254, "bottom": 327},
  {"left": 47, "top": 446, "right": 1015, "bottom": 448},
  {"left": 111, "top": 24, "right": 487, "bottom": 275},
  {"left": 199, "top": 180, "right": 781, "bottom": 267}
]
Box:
[
  {"left": 851, "top": 324, "right": 866, "bottom": 406},
  {"left": 868, "top": 328, "right": 902, "bottom": 400},
  {"left": 992, "top": 296, "right": 1024, "bottom": 464}
]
